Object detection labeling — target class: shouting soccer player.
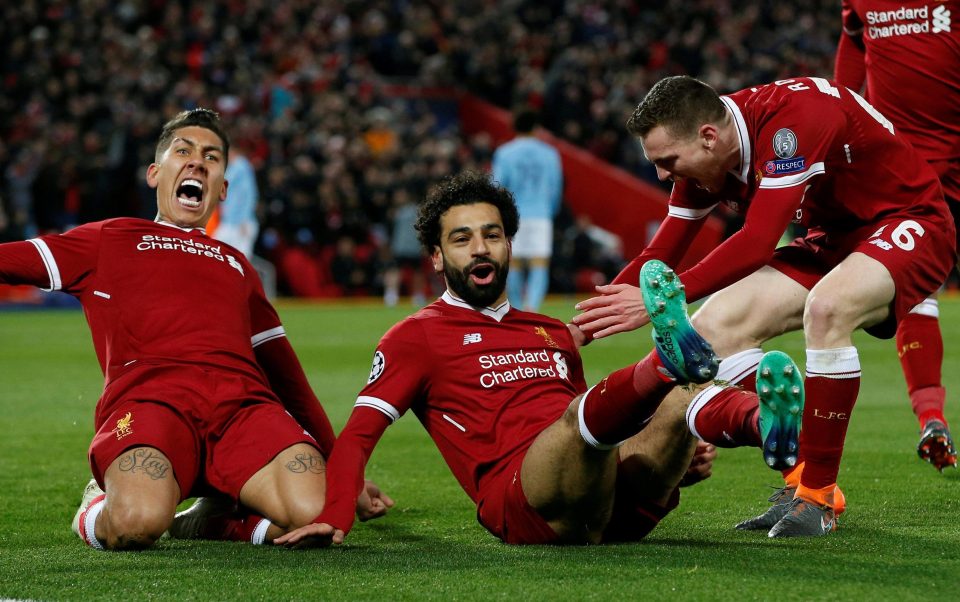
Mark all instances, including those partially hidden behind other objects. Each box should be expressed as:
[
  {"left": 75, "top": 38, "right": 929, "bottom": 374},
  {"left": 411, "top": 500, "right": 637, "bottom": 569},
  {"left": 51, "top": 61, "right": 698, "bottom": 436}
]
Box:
[
  {"left": 276, "top": 171, "right": 803, "bottom": 548},
  {"left": 573, "top": 76, "right": 956, "bottom": 536},
  {"left": 835, "top": 0, "right": 959, "bottom": 472},
  {"left": 0, "top": 109, "right": 389, "bottom": 550}
]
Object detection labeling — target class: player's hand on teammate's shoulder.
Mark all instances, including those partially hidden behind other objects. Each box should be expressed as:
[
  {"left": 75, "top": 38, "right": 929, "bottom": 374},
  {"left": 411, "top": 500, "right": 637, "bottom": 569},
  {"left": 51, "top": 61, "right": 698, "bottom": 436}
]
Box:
[
  {"left": 274, "top": 522, "right": 344, "bottom": 548},
  {"left": 357, "top": 478, "right": 394, "bottom": 522},
  {"left": 566, "top": 322, "right": 589, "bottom": 348},
  {"left": 572, "top": 284, "right": 650, "bottom": 339}
]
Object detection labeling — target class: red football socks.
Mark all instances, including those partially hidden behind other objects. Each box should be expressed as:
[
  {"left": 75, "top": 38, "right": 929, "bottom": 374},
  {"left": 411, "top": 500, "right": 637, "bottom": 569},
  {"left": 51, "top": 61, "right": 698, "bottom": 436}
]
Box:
[
  {"left": 896, "top": 312, "right": 947, "bottom": 427},
  {"left": 798, "top": 347, "right": 861, "bottom": 490},
  {"left": 578, "top": 350, "right": 675, "bottom": 448},
  {"left": 685, "top": 348, "right": 763, "bottom": 447},
  {"left": 216, "top": 512, "right": 272, "bottom": 544},
  {"left": 688, "top": 387, "right": 762, "bottom": 447}
]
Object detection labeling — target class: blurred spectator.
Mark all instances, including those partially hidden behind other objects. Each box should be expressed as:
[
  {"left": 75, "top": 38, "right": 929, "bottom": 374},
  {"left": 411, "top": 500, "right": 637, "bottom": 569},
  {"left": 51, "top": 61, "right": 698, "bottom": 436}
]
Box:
[
  {"left": 383, "top": 187, "right": 430, "bottom": 307},
  {"left": 555, "top": 215, "right": 626, "bottom": 294}
]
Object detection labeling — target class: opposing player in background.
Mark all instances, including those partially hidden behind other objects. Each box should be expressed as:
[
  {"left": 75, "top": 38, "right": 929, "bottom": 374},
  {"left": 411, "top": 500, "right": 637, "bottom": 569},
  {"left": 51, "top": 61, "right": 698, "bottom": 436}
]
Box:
[
  {"left": 573, "top": 76, "right": 956, "bottom": 536},
  {"left": 276, "top": 171, "right": 738, "bottom": 548},
  {"left": 211, "top": 137, "right": 260, "bottom": 259},
  {"left": 492, "top": 108, "right": 563, "bottom": 312},
  {"left": 0, "top": 109, "right": 387, "bottom": 550},
  {"left": 835, "top": 0, "right": 959, "bottom": 471}
]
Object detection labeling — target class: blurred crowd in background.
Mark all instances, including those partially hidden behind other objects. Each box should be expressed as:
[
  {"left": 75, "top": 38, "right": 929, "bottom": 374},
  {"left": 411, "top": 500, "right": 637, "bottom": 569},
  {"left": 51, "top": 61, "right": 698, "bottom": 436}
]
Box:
[{"left": 0, "top": 0, "right": 840, "bottom": 299}]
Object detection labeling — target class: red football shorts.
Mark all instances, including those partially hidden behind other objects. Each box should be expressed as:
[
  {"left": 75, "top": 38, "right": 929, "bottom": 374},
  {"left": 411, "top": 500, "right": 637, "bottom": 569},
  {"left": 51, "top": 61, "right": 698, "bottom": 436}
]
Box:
[
  {"left": 476, "top": 454, "right": 679, "bottom": 545},
  {"left": 929, "top": 158, "right": 960, "bottom": 207},
  {"left": 929, "top": 157, "right": 960, "bottom": 251},
  {"left": 770, "top": 212, "right": 956, "bottom": 339},
  {"left": 89, "top": 363, "right": 316, "bottom": 500}
]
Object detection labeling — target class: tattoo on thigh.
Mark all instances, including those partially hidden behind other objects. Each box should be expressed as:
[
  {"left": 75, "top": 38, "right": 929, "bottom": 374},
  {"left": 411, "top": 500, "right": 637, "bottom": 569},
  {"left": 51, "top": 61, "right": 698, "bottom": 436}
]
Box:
[
  {"left": 118, "top": 449, "right": 171, "bottom": 480},
  {"left": 285, "top": 453, "right": 325, "bottom": 474}
]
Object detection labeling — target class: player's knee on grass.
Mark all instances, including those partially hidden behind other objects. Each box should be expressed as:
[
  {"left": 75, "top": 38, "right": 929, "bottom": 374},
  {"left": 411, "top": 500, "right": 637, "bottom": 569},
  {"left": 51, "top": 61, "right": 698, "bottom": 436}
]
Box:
[
  {"left": 102, "top": 499, "right": 173, "bottom": 550},
  {"left": 269, "top": 495, "right": 327, "bottom": 532}
]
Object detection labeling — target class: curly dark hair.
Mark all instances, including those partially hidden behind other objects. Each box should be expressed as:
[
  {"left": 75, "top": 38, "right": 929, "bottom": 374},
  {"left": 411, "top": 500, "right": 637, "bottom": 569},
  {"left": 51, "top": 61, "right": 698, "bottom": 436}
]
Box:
[
  {"left": 626, "top": 75, "right": 727, "bottom": 140},
  {"left": 155, "top": 108, "right": 230, "bottom": 164},
  {"left": 416, "top": 171, "right": 519, "bottom": 251}
]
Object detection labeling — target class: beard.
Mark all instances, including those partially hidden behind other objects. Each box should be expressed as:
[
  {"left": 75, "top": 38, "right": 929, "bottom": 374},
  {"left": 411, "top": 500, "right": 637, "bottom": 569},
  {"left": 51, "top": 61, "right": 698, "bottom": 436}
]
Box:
[{"left": 444, "top": 256, "right": 509, "bottom": 308}]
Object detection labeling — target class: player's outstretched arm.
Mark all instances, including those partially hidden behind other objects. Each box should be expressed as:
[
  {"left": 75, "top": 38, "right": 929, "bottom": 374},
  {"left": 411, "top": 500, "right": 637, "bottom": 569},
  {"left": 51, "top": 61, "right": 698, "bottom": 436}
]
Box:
[
  {"left": 255, "top": 336, "right": 336, "bottom": 456},
  {"left": 571, "top": 211, "right": 705, "bottom": 340},
  {"left": 571, "top": 283, "right": 649, "bottom": 339},
  {"left": 285, "top": 408, "right": 392, "bottom": 547}
]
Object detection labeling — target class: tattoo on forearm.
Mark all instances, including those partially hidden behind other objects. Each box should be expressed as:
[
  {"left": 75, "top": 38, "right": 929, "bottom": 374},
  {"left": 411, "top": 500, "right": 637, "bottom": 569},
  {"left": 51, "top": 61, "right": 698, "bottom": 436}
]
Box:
[
  {"left": 118, "top": 449, "right": 171, "bottom": 480},
  {"left": 286, "top": 453, "right": 326, "bottom": 474}
]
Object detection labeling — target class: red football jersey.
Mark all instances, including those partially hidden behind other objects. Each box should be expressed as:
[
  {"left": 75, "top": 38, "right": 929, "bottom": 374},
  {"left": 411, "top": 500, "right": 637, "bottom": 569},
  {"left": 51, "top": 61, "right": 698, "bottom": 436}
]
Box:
[
  {"left": 840, "top": 0, "right": 960, "bottom": 161},
  {"left": 0, "top": 218, "right": 282, "bottom": 399},
  {"left": 356, "top": 292, "right": 586, "bottom": 499},
  {"left": 614, "top": 77, "right": 951, "bottom": 301},
  {"left": 315, "top": 291, "right": 588, "bottom": 533}
]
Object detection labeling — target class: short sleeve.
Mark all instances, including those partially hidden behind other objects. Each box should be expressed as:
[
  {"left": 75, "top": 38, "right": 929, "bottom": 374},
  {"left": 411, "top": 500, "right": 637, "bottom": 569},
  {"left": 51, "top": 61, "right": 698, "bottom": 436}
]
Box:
[{"left": 355, "top": 321, "right": 431, "bottom": 422}]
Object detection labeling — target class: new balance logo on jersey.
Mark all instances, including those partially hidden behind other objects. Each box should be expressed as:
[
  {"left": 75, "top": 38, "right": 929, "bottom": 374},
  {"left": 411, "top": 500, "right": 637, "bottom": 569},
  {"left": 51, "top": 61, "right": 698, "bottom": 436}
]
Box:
[{"left": 463, "top": 333, "right": 482, "bottom": 345}]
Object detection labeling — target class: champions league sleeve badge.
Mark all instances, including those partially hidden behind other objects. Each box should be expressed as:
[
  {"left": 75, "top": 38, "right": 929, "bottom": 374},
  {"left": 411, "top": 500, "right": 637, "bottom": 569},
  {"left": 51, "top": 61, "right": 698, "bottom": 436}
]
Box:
[
  {"left": 368, "top": 350, "right": 386, "bottom": 384},
  {"left": 764, "top": 128, "right": 806, "bottom": 175},
  {"left": 773, "top": 128, "right": 798, "bottom": 159}
]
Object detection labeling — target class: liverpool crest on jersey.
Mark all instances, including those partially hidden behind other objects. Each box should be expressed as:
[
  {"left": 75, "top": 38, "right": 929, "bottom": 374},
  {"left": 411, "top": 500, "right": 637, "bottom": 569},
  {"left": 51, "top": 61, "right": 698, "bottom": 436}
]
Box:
[
  {"left": 534, "top": 326, "right": 559, "bottom": 348},
  {"left": 113, "top": 412, "right": 134, "bottom": 440}
]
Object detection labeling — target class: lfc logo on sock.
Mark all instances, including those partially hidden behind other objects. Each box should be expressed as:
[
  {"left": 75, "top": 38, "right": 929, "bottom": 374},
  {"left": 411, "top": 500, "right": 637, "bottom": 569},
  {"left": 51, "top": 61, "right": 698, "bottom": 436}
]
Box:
[{"left": 813, "top": 408, "right": 848, "bottom": 421}]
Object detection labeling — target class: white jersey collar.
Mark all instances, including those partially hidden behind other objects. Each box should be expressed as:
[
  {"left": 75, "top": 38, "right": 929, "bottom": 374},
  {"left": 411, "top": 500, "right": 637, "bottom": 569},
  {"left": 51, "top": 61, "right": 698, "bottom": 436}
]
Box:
[
  {"left": 441, "top": 290, "right": 511, "bottom": 322},
  {"left": 720, "top": 96, "right": 751, "bottom": 184},
  {"left": 155, "top": 220, "right": 208, "bottom": 235}
]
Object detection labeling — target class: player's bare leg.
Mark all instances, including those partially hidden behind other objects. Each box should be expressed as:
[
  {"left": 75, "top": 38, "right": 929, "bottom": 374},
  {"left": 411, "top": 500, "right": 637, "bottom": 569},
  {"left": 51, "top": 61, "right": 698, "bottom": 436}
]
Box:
[
  {"left": 770, "top": 252, "right": 893, "bottom": 537},
  {"left": 520, "top": 399, "right": 622, "bottom": 543},
  {"left": 520, "top": 261, "right": 715, "bottom": 542},
  {"left": 75, "top": 446, "right": 181, "bottom": 550},
  {"left": 237, "top": 442, "right": 328, "bottom": 545},
  {"left": 684, "top": 268, "right": 806, "bottom": 454},
  {"left": 617, "top": 388, "right": 699, "bottom": 505},
  {"left": 174, "top": 442, "right": 330, "bottom": 547},
  {"left": 692, "top": 266, "right": 808, "bottom": 358}
]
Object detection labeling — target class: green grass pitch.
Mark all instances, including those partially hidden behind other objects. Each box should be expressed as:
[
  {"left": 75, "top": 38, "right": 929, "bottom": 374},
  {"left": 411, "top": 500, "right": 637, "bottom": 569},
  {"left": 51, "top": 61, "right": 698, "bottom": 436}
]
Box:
[{"left": 1, "top": 297, "right": 959, "bottom": 600}]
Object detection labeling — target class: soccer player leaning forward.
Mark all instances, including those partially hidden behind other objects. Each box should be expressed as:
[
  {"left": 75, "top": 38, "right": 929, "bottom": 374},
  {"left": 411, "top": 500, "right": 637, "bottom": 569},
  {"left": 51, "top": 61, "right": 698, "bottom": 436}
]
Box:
[
  {"left": 277, "top": 171, "right": 779, "bottom": 548},
  {"left": 573, "top": 76, "right": 957, "bottom": 536},
  {"left": 0, "top": 109, "right": 390, "bottom": 550}
]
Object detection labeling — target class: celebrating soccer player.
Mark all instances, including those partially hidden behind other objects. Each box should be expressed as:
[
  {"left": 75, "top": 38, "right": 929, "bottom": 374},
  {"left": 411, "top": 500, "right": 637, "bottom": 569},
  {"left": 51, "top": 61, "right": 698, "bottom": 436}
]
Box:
[
  {"left": 835, "top": 0, "right": 959, "bottom": 472},
  {"left": 0, "top": 109, "right": 389, "bottom": 550},
  {"left": 275, "top": 171, "right": 801, "bottom": 548},
  {"left": 573, "top": 75, "right": 957, "bottom": 536}
]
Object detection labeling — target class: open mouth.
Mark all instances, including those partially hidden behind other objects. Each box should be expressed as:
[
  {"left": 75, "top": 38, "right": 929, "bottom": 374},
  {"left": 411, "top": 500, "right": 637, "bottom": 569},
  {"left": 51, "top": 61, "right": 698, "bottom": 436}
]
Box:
[
  {"left": 176, "top": 179, "right": 203, "bottom": 209},
  {"left": 469, "top": 263, "right": 496, "bottom": 286}
]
